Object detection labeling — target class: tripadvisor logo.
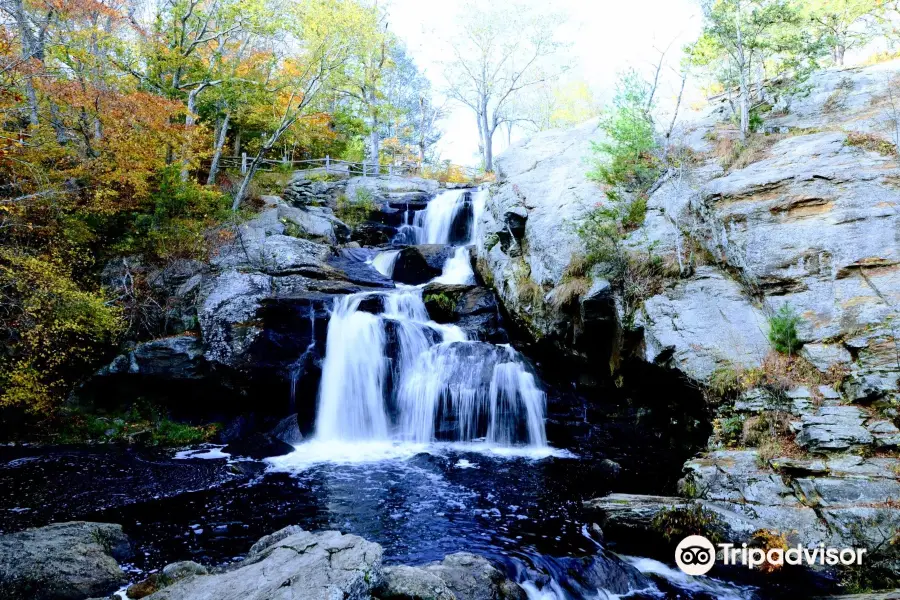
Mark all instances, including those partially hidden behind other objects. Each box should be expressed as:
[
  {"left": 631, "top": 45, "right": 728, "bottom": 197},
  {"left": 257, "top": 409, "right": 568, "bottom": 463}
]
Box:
[{"left": 675, "top": 535, "right": 867, "bottom": 575}]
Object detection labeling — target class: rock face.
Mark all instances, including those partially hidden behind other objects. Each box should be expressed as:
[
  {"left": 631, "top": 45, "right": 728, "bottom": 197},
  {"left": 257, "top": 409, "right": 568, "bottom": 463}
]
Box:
[
  {"left": 0, "top": 521, "right": 131, "bottom": 600},
  {"left": 482, "top": 59, "right": 900, "bottom": 576},
  {"left": 475, "top": 119, "right": 600, "bottom": 343}
]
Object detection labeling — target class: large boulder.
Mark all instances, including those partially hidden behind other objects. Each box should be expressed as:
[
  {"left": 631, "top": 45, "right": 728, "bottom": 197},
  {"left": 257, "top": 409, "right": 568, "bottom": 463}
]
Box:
[
  {"left": 95, "top": 335, "right": 205, "bottom": 380},
  {"left": 145, "top": 527, "right": 383, "bottom": 600},
  {"left": 0, "top": 522, "right": 131, "bottom": 600},
  {"left": 475, "top": 119, "right": 600, "bottom": 341},
  {"left": 420, "top": 553, "right": 525, "bottom": 600},
  {"left": 638, "top": 267, "right": 769, "bottom": 381},
  {"left": 392, "top": 246, "right": 445, "bottom": 285},
  {"left": 376, "top": 565, "right": 456, "bottom": 600}
]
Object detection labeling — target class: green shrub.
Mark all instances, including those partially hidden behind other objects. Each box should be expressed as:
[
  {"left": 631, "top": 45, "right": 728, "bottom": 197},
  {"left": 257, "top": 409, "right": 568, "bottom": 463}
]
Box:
[
  {"left": 587, "top": 69, "right": 659, "bottom": 189},
  {"left": 335, "top": 191, "right": 377, "bottom": 227},
  {"left": 768, "top": 304, "right": 802, "bottom": 355},
  {"left": 716, "top": 415, "right": 745, "bottom": 447}
]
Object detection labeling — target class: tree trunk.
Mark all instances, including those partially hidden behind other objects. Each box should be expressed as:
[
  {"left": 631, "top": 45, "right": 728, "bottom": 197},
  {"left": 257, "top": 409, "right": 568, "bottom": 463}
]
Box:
[
  {"left": 735, "top": 4, "right": 749, "bottom": 141},
  {"left": 181, "top": 87, "right": 203, "bottom": 181},
  {"left": 234, "top": 128, "right": 241, "bottom": 156},
  {"left": 207, "top": 111, "right": 231, "bottom": 185},
  {"left": 368, "top": 126, "right": 380, "bottom": 174},
  {"left": 834, "top": 45, "right": 846, "bottom": 66},
  {"left": 481, "top": 109, "right": 493, "bottom": 172}
]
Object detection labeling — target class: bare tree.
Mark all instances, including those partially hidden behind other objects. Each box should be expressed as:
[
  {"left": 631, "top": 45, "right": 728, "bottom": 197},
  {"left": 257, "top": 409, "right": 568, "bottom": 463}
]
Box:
[{"left": 442, "top": 2, "right": 565, "bottom": 172}]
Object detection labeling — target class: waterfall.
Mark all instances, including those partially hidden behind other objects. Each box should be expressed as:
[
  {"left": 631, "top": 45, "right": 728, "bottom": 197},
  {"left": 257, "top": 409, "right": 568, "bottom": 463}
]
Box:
[
  {"left": 289, "top": 306, "right": 317, "bottom": 413},
  {"left": 312, "top": 288, "right": 546, "bottom": 447},
  {"left": 396, "top": 342, "right": 547, "bottom": 446},
  {"left": 394, "top": 189, "right": 470, "bottom": 245},
  {"left": 434, "top": 247, "right": 475, "bottom": 285},
  {"left": 369, "top": 250, "right": 400, "bottom": 278},
  {"left": 314, "top": 295, "right": 390, "bottom": 441}
]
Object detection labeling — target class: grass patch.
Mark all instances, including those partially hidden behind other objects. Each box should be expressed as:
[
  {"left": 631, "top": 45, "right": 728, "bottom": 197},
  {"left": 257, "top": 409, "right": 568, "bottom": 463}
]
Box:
[
  {"left": 51, "top": 404, "right": 220, "bottom": 446},
  {"left": 334, "top": 190, "right": 377, "bottom": 228},
  {"left": 846, "top": 132, "right": 897, "bottom": 157}
]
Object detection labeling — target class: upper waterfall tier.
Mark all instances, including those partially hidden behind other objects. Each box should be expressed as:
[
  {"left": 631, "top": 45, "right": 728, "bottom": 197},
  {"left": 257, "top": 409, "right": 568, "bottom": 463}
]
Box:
[{"left": 394, "top": 189, "right": 474, "bottom": 246}]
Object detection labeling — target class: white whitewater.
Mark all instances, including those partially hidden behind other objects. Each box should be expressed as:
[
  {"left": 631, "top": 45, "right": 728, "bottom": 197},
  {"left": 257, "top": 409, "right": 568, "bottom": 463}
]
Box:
[
  {"left": 312, "top": 287, "right": 547, "bottom": 448},
  {"left": 369, "top": 250, "right": 400, "bottom": 277},
  {"left": 434, "top": 247, "right": 475, "bottom": 285},
  {"left": 395, "top": 189, "right": 469, "bottom": 245},
  {"left": 296, "top": 185, "right": 549, "bottom": 459}
]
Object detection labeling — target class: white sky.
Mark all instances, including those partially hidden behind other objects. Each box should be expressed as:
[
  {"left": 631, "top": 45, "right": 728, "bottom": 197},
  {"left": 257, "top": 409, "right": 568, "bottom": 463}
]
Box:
[{"left": 386, "top": 0, "right": 704, "bottom": 166}]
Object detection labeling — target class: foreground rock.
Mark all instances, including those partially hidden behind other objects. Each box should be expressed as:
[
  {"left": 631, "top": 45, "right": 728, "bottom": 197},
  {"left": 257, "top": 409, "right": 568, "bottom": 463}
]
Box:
[
  {"left": 139, "top": 526, "right": 526, "bottom": 600},
  {"left": 146, "top": 526, "right": 382, "bottom": 600},
  {"left": 0, "top": 522, "right": 131, "bottom": 600}
]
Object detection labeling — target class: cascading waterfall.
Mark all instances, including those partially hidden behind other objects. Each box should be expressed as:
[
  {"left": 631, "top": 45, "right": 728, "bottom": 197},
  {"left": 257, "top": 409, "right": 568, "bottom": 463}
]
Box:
[
  {"left": 394, "top": 189, "right": 470, "bottom": 245},
  {"left": 369, "top": 249, "right": 400, "bottom": 278},
  {"left": 306, "top": 185, "right": 548, "bottom": 450},
  {"left": 434, "top": 247, "right": 475, "bottom": 285},
  {"left": 312, "top": 287, "right": 547, "bottom": 447}
]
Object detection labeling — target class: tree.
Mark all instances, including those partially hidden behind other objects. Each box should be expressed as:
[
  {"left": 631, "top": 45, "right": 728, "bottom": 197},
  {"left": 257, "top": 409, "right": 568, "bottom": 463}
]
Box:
[
  {"left": 231, "top": 0, "right": 380, "bottom": 210},
  {"left": 588, "top": 69, "right": 658, "bottom": 189},
  {"left": 443, "top": 1, "right": 565, "bottom": 172},
  {"left": 805, "top": 0, "right": 885, "bottom": 65},
  {"left": 696, "top": 0, "right": 815, "bottom": 140}
]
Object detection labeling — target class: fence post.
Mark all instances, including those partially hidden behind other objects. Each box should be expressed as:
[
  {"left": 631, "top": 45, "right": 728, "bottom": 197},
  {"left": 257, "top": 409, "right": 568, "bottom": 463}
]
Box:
[
  {"left": 389, "top": 164, "right": 393, "bottom": 177},
  {"left": 325, "top": 155, "right": 330, "bottom": 172},
  {"left": 241, "top": 152, "right": 247, "bottom": 175},
  {"left": 363, "top": 162, "right": 367, "bottom": 178}
]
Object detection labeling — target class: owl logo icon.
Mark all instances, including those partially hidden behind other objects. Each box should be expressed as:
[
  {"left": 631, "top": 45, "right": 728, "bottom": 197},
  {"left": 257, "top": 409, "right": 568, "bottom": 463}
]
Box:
[{"left": 675, "top": 535, "right": 716, "bottom": 575}]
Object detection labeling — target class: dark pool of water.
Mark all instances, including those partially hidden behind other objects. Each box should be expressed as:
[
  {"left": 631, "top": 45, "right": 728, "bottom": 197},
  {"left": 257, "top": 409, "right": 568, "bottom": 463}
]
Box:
[{"left": 0, "top": 443, "right": 819, "bottom": 599}]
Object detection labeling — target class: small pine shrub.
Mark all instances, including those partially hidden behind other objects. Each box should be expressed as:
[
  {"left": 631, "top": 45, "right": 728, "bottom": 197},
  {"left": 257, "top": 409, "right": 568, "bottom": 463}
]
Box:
[{"left": 768, "top": 304, "right": 802, "bottom": 355}]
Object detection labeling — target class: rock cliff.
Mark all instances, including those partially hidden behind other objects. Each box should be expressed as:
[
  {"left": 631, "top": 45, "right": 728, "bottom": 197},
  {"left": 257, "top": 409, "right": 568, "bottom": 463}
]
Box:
[{"left": 477, "top": 59, "right": 900, "bottom": 582}]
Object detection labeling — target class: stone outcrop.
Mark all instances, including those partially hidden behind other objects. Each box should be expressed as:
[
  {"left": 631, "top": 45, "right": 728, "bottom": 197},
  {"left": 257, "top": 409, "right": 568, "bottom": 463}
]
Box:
[
  {"left": 474, "top": 119, "right": 599, "bottom": 344},
  {"left": 0, "top": 522, "right": 131, "bottom": 600},
  {"left": 122, "top": 526, "right": 525, "bottom": 600},
  {"left": 481, "top": 58, "right": 900, "bottom": 579}
]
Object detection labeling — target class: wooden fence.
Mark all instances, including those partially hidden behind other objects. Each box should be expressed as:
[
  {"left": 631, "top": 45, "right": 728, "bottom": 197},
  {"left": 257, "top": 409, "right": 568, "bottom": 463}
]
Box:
[{"left": 216, "top": 155, "right": 482, "bottom": 181}]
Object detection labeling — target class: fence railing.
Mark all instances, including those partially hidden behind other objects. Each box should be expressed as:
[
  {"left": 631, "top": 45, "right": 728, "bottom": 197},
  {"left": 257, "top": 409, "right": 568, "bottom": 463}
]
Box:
[{"left": 217, "top": 154, "right": 483, "bottom": 181}]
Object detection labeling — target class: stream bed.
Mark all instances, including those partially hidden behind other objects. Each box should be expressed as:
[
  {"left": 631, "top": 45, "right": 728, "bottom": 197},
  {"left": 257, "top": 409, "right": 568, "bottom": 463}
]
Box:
[{"left": 0, "top": 441, "right": 804, "bottom": 600}]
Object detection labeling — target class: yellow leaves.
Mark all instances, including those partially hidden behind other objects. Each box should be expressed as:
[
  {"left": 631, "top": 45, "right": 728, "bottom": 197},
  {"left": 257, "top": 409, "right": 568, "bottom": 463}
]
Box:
[{"left": 0, "top": 250, "right": 123, "bottom": 414}]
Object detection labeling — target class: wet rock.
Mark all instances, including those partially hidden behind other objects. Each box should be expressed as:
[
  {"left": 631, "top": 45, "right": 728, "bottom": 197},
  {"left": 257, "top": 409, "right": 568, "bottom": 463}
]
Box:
[
  {"left": 415, "top": 245, "right": 457, "bottom": 271},
  {"left": 145, "top": 527, "right": 382, "bottom": 600},
  {"left": 422, "top": 552, "right": 525, "bottom": 600},
  {"left": 0, "top": 521, "right": 131, "bottom": 600},
  {"left": 551, "top": 552, "right": 651, "bottom": 599},
  {"left": 392, "top": 247, "right": 443, "bottom": 285},
  {"left": 376, "top": 565, "right": 455, "bottom": 600},
  {"left": 269, "top": 414, "right": 303, "bottom": 445},
  {"left": 579, "top": 278, "right": 613, "bottom": 324},
  {"left": 223, "top": 433, "right": 295, "bottom": 460},
  {"left": 351, "top": 221, "right": 396, "bottom": 246}
]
